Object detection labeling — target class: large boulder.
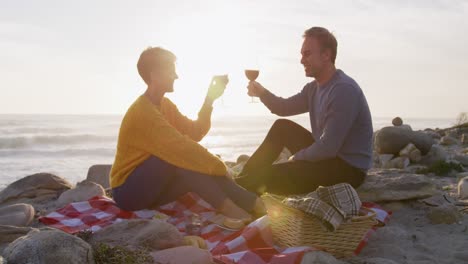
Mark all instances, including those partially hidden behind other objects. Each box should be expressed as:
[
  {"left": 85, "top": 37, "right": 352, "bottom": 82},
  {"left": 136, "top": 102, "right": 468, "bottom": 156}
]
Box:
[
  {"left": 374, "top": 126, "right": 433, "bottom": 155},
  {"left": 419, "top": 144, "right": 448, "bottom": 166},
  {"left": 0, "top": 203, "right": 35, "bottom": 226},
  {"left": 57, "top": 180, "right": 105, "bottom": 207},
  {"left": 86, "top": 164, "right": 112, "bottom": 189},
  {"left": 4, "top": 228, "right": 94, "bottom": 264},
  {"left": 150, "top": 246, "right": 213, "bottom": 264},
  {"left": 0, "top": 225, "right": 37, "bottom": 254},
  {"left": 357, "top": 169, "right": 437, "bottom": 202},
  {"left": 0, "top": 173, "right": 72, "bottom": 210},
  {"left": 90, "top": 219, "right": 184, "bottom": 251}
]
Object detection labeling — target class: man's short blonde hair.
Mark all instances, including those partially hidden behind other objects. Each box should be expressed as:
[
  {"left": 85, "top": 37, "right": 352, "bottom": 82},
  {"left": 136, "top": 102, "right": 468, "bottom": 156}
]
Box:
[{"left": 303, "top": 27, "right": 338, "bottom": 64}]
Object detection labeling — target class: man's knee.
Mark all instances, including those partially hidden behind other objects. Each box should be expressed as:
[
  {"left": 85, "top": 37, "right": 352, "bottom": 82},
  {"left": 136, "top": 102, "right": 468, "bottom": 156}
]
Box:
[{"left": 272, "top": 118, "right": 295, "bottom": 129}]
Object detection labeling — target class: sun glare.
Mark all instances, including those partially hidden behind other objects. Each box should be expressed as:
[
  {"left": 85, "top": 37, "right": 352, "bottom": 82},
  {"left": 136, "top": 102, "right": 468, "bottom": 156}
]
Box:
[{"left": 160, "top": 5, "right": 264, "bottom": 118}]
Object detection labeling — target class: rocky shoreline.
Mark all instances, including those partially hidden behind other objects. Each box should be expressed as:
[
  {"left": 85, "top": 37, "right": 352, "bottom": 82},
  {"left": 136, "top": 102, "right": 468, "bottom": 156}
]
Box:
[{"left": 1, "top": 118, "right": 468, "bottom": 264}]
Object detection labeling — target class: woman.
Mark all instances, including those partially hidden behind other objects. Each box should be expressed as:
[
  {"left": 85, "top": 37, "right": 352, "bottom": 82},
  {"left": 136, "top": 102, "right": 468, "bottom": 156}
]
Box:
[{"left": 110, "top": 47, "right": 264, "bottom": 221}]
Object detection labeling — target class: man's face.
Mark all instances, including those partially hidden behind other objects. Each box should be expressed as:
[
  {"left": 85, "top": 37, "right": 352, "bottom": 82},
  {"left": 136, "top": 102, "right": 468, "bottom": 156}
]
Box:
[
  {"left": 150, "top": 62, "right": 178, "bottom": 93},
  {"left": 300, "top": 37, "right": 329, "bottom": 78}
]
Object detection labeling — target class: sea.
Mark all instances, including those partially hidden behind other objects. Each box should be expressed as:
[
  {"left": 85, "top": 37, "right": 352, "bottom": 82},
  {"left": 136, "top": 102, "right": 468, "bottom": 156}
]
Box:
[{"left": 0, "top": 114, "right": 455, "bottom": 189}]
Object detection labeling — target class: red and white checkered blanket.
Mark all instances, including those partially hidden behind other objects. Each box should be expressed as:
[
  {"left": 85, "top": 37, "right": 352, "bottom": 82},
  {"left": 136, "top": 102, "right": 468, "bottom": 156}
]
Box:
[{"left": 39, "top": 193, "right": 390, "bottom": 264}]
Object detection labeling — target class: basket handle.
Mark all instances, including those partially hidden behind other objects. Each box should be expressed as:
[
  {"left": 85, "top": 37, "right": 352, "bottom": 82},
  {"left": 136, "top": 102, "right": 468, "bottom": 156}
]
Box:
[{"left": 350, "top": 207, "right": 377, "bottom": 222}]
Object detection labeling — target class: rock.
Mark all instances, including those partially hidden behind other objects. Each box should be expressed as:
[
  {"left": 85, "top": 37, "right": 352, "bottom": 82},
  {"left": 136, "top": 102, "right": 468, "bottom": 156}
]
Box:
[
  {"left": 385, "top": 157, "right": 410, "bottom": 169},
  {"left": 301, "top": 251, "right": 344, "bottom": 264},
  {"left": 446, "top": 130, "right": 459, "bottom": 138},
  {"left": 236, "top": 154, "right": 250, "bottom": 164},
  {"left": 462, "top": 133, "right": 468, "bottom": 144},
  {"left": 409, "top": 149, "right": 422, "bottom": 163},
  {"left": 357, "top": 169, "right": 437, "bottom": 202},
  {"left": 424, "top": 130, "right": 442, "bottom": 140},
  {"left": 454, "top": 154, "right": 468, "bottom": 166},
  {"left": 0, "top": 173, "right": 72, "bottom": 210},
  {"left": 405, "top": 164, "right": 427, "bottom": 174},
  {"left": 150, "top": 246, "right": 212, "bottom": 264},
  {"left": 57, "top": 180, "right": 105, "bottom": 207},
  {"left": 378, "top": 154, "right": 394, "bottom": 168},
  {"left": 0, "top": 203, "right": 35, "bottom": 226},
  {"left": 374, "top": 126, "right": 432, "bottom": 155},
  {"left": 86, "top": 164, "right": 112, "bottom": 189},
  {"left": 436, "top": 129, "right": 445, "bottom": 137},
  {"left": 458, "top": 176, "right": 468, "bottom": 199},
  {"left": 229, "top": 162, "right": 247, "bottom": 178},
  {"left": 90, "top": 219, "right": 184, "bottom": 251},
  {"left": 463, "top": 147, "right": 468, "bottom": 154},
  {"left": 426, "top": 204, "right": 462, "bottom": 224},
  {"left": 419, "top": 144, "right": 448, "bottom": 166},
  {"left": 398, "top": 144, "right": 422, "bottom": 163},
  {"left": 4, "top": 228, "right": 94, "bottom": 264},
  {"left": 0, "top": 225, "right": 37, "bottom": 254},
  {"left": 399, "top": 143, "right": 417, "bottom": 157},
  {"left": 420, "top": 193, "right": 456, "bottom": 207},
  {"left": 392, "top": 117, "right": 403, "bottom": 126},
  {"left": 440, "top": 135, "right": 459, "bottom": 145}
]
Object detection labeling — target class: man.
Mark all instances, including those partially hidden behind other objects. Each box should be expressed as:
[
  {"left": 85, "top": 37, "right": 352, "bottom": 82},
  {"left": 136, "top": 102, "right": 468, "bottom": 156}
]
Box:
[
  {"left": 110, "top": 47, "right": 263, "bottom": 221},
  {"left": 236, "top": 27, "right": 373, "bottom": 195}
]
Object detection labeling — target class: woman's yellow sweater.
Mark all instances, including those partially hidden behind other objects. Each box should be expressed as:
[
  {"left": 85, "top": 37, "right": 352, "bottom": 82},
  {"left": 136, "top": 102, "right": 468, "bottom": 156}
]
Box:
[{"left": 110, "top": 95, "right": 227, "bottom": 188}]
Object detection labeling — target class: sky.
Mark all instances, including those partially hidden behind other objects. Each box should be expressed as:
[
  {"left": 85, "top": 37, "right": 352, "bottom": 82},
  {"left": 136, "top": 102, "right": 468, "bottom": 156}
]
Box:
[{"left": 1, "top": 0, "right": 467, "bottom": 119}]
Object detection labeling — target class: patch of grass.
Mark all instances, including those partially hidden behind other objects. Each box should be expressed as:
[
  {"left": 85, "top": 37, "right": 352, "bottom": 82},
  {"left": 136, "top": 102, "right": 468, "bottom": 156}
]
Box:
[
  {"left": 417, "top": 161, "right": 464, "bottom": 176},
  {"left": 93, "top": 243, "right": 154, "bottom": 264}
]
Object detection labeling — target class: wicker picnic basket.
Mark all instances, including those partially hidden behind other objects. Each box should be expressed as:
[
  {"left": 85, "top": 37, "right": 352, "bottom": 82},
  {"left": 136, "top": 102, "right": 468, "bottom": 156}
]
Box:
[{"left": 263, "top": 194, "right": 378, "bottom": 258}]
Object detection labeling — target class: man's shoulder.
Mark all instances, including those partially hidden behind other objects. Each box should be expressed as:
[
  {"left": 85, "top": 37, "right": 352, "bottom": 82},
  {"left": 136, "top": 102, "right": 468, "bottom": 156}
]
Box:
[
  {"left": 335, "top": 70, "right": 360, "bottom": 88},
  {"left": 332, "top": 70, "right": 363, "bottom": 95}
]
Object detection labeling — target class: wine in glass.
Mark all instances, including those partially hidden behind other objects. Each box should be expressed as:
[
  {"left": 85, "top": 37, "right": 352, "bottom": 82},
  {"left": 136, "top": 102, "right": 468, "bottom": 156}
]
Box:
[{"left": 245, "top": 69, "right": 259, "bottom": 103}]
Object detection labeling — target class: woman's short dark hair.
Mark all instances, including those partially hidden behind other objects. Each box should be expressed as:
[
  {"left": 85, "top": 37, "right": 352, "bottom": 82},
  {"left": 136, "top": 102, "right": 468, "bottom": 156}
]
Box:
[
  {"left": 137, "top": 47, "right": 176, "bottom": 85},
  {"left": 303, "top": 27, "right": 338, "bottom": 64}
]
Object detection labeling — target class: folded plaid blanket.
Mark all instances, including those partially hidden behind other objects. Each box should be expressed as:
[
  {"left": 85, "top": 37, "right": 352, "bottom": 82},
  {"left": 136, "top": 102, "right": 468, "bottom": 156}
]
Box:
[
  {"left": 316, "top": 183, "right": 362, "bottom": 218},
  {"left": 283, "top": 196, "right": 344, "bottom": 231},
  {"left": 39, "top": 192, "right": 391, "bottom": 264},
  {"left": 281, "top": 183, "right": 363, "bottom": 231}
]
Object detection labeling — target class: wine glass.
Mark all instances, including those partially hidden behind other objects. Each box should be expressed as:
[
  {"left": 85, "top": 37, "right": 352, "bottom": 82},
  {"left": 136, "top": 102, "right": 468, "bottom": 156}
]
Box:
[{"left": 245, "top": 69, "right": 259, "bottom": 103}]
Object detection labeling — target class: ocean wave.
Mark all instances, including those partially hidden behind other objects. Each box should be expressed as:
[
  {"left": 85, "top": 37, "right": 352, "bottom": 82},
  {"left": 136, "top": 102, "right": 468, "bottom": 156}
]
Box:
[
  {"left": 0, "top": 134, "right": 117, "bottom": 149},
  {"left": 0, "top": 127, "right": 76, "bottom": 135},
  {"left": 0, "top": 147, "right": 116, "bottom": 157}
]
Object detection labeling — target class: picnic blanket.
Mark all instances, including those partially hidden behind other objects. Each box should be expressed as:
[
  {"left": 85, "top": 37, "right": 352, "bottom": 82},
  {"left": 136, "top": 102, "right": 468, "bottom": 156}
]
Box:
[{"left": 39, "top": 193, "right": 391, "bottom": 264}]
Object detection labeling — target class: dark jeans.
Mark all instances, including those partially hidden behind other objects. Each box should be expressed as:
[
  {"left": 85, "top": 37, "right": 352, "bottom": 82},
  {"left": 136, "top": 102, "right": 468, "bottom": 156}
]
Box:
[
  {"left": 235, "top": 119, "right": 366, "bottom": 195},
  {"left": 113, "top": 155, "right": 257, "bottom": 212}
]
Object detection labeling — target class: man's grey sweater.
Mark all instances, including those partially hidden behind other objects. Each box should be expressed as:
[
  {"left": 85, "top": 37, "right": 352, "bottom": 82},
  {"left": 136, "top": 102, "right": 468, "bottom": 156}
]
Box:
[{"left": 260, "top": 69, "right": 373, "bottom": 171}]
